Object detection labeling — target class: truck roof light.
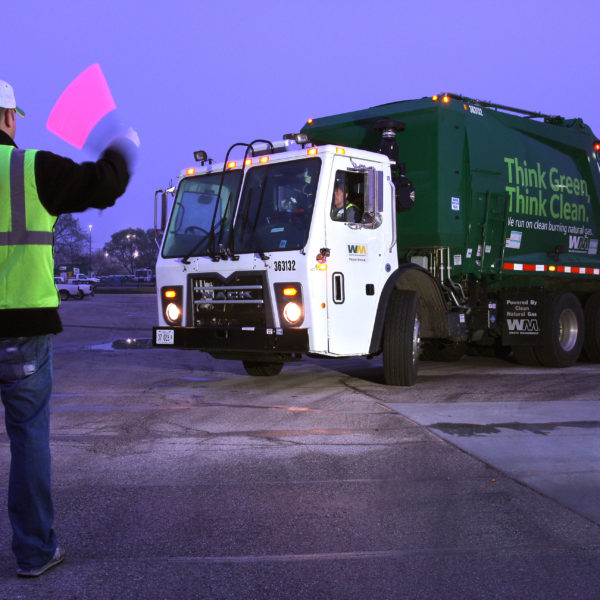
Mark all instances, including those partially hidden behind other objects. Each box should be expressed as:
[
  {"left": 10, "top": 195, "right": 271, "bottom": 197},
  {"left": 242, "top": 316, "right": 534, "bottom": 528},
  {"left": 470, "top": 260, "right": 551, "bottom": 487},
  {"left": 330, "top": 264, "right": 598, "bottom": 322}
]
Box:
[
  {"left": 336, "top": 147, "right": 346, "bottom": 154},
  {"left": 226, "top": 161, "right": 237, "bottom": 169},
  {"left": 244, "top": 158, "right": 252, "bottom": 166},
  {"left": 259, "top": 156, "right": 269, "bottom": 163},
  {"left": 307, "top": 147, "right": 318, "bottom": 156},
  {"left": 284, "top": 133, "right": 310, "bottom": 144},
  {"left": 442, "top": 95, "right": 450, "bottom": 104},
  {"left": 185, "top": 168, "right": 195, "bottom": 176},
  {"left": 307, "top": 118, "right": 314, "bottom": 124},
  {"left": 432, "top": 95, "right": 439, "bottom": 102}
]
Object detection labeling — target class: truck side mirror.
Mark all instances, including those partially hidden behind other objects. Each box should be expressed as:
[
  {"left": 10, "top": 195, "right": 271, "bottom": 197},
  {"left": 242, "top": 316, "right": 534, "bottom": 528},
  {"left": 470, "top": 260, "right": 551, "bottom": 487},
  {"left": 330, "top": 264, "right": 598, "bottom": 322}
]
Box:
[
  {"left": 362, "top": 167, "right": 384, "bottom": 228},
  {"left": 394, "top": 163, "right": 415, "bottom": 212}
]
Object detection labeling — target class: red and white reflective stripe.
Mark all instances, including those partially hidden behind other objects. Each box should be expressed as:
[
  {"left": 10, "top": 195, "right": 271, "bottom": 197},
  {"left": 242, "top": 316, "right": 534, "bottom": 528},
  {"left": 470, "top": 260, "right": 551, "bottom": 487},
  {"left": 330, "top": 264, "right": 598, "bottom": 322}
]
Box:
[{"left": 503, "top": 263, "right": 600, "bottom": 276}]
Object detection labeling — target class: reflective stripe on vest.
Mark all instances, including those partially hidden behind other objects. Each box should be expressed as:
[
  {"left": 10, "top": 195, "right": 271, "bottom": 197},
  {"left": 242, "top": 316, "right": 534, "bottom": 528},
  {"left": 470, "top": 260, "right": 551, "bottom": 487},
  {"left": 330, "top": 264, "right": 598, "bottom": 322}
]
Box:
[{"left": 0, "top": 146, "right": 58, "bottom": 310}]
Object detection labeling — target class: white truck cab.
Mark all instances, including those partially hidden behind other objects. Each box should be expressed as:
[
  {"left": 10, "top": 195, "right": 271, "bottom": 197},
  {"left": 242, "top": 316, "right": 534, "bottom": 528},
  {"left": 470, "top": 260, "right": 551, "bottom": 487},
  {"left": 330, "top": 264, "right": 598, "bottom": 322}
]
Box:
[{"left": 153, "top": 138, "right": 410, "bottom": 377}]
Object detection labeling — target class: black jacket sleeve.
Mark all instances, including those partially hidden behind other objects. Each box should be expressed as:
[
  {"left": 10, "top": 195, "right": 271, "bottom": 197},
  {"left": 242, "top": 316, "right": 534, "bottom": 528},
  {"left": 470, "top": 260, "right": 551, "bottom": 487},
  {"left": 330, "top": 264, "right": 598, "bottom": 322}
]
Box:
[{"left": 34, "top": 146, "right": 131, "bottom": 216}]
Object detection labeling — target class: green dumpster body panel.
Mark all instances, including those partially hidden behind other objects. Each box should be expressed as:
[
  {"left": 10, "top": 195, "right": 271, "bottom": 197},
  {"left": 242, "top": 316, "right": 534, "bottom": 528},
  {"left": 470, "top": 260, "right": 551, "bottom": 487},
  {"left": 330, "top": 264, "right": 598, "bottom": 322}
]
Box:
[{"left": 301, "top": 96, "right": 600, "bottom": 288}]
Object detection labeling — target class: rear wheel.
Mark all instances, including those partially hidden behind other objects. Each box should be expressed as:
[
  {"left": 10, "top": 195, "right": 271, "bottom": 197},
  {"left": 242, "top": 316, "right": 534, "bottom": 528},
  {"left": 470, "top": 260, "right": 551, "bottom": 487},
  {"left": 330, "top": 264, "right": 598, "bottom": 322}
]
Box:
[
  {"left": 382, "top": 290, "right": 420, "bottom": 386},
  {"left": 59, "top": 289, "right": 69, "bottom": 301},
  {"left": 535, "top": 292, "right": 584, "bottom": 367},
  {"left": 583, "top": 292, "right": 600, "bottom": 362},
  {"left": 242, "top": 361, "right": 284, "bottom": 377}
]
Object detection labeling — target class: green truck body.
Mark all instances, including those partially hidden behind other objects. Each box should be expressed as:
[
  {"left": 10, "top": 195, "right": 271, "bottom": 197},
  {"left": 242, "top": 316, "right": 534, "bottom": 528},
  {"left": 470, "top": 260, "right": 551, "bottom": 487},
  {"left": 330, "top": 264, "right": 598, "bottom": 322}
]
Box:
[
  {"left": 303, "top": 95, "right": 600, "bottom": 286},
  {"left": 301, "top": 94, "right": 600, "bottom": 372}
]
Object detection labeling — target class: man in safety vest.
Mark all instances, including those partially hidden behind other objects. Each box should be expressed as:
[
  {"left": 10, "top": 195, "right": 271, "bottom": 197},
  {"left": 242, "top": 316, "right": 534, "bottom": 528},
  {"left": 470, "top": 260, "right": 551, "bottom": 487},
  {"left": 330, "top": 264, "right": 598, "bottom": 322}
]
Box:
[{"left": 0, "top": 80, "right": 137, "bottom": 577}]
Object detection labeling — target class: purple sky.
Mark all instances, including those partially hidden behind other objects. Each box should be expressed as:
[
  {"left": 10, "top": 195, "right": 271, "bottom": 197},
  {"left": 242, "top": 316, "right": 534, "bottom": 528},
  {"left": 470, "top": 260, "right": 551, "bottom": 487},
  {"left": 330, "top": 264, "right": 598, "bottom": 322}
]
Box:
[{"left": 4, "top": 1, "right": 599, "bottom": 249}]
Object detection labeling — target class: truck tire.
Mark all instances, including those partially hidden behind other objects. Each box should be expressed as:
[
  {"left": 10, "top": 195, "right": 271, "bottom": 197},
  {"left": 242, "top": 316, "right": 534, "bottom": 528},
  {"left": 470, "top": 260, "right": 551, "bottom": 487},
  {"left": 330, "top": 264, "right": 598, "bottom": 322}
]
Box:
[
  {"left": 59, "top": 289, "right": 69, "bottom": 301},
  {"left": 382, "top": 290, "right": 420, "bottom": 386},
  {"left": 536, "top": 292, "right": 584, "bottom": 368},
  {"left": 583, "top": 292, "right": 600, "bottom": 362},
  {"left": 242, "top": 361, "right": 284, "bottom": 377}
]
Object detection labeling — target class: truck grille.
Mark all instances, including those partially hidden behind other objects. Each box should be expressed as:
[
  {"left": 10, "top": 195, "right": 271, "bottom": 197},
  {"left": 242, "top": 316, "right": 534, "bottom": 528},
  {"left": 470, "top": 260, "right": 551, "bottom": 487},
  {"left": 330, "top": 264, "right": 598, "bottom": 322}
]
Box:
[{"left": 190, "top": 273, "right": 270, "bottom": 328}]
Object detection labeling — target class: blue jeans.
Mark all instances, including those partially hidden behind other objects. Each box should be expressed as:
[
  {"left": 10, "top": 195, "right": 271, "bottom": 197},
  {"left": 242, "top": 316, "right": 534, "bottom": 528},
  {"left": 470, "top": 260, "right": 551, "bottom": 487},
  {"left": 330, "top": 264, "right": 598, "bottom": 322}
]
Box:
[{"left": 0, "top": 335, "right": 58, "bottom": 570}]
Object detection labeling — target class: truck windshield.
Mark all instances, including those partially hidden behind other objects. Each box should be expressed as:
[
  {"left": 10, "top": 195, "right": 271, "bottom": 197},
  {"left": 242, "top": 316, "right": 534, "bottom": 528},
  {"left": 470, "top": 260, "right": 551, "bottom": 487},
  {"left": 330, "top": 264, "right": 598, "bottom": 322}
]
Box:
[
  {"left": 233, "top": 158, "right": 321, "bottom": 253},
  {"left": 162, "top": 171, "right": 242, "bottom": 258}
]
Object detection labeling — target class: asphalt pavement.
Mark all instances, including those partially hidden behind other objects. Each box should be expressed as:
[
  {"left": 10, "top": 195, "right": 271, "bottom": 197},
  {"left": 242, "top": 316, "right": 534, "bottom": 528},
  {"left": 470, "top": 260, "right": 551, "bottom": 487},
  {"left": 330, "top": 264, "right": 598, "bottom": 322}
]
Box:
[{"left": 1, "top": 294, "right": 599, "bottom": 599}]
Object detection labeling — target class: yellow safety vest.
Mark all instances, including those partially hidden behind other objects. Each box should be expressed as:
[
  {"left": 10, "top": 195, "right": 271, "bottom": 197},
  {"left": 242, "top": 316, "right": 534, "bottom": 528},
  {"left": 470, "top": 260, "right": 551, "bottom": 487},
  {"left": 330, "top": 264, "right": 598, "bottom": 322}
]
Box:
[{"left": 0, "top": 146, "right": 58, "bottom": 310}]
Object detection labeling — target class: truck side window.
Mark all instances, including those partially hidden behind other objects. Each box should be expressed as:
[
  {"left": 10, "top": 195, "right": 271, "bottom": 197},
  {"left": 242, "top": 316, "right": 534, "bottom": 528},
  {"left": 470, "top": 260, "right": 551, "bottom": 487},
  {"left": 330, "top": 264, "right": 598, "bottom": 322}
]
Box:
[{"left": 330, "top": 171, "right": 364, "bottom": 224}]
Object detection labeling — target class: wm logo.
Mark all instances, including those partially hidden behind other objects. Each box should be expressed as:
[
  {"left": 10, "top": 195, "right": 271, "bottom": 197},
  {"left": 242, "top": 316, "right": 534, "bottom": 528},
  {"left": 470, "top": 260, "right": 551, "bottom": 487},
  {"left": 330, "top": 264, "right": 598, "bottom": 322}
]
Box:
[
  {"left": 569, "top": 235, "right": 589, "bottom": 251},
  {"left": 507, "top": 318, "right": 540, "bottom": 332},
  {"left": 348, "top": 244, "right": 366, "bottom": 255}
]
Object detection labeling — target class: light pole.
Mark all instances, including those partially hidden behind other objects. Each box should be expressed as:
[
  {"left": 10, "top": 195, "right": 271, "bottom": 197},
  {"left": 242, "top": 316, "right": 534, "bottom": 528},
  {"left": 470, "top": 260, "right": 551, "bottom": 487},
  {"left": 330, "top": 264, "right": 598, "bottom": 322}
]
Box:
[{"left": 88, "top": 224, "right": 92, "bottom": 275}]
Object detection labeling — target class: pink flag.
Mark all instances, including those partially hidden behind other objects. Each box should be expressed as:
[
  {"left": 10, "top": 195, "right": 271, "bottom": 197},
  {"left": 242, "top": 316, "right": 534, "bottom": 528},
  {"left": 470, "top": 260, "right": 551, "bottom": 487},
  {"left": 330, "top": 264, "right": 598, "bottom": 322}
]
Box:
[{"left": 46, "top": 64, "right": 116, "bottom": 149}]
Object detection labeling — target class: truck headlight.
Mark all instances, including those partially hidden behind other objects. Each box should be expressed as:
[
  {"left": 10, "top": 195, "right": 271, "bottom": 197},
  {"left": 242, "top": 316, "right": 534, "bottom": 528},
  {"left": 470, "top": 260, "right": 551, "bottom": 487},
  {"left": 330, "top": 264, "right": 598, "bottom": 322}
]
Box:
[
  {"left": 161, "top": 286, "right": 183, "bottom": 326},
  {"left": 165, "top": 302, "right": 182, "bottom": 324},
  {"left": 283, "top": 301, "right": 302, "bottom": 325},
  {"left": 274, "top": 282, "right": 304, "bottom": 327}
]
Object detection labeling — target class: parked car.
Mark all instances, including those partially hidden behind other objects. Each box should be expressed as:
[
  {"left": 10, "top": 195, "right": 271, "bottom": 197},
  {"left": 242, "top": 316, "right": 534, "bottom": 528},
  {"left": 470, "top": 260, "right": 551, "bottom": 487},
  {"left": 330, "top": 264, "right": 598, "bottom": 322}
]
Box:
[
  {"left": 54, "top": 277, "right": 94, "bottom": 300},
  {"left": 68, "top": 273, "right": 100, "bottom": 285}
]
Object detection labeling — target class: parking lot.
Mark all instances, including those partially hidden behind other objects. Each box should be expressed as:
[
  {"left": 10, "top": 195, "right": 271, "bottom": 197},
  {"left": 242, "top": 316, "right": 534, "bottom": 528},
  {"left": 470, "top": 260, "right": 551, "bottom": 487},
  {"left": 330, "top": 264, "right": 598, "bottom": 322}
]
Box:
[{"left": 1, "top": 293, "right": 600, "bottom": 599}]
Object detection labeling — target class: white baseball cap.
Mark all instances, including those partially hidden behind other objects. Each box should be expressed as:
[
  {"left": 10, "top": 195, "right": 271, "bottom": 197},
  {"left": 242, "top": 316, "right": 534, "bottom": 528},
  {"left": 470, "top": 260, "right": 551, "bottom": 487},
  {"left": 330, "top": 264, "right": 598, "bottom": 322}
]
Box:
[{"left": 0, "top": 80, "right": 25, "bottom": 117}]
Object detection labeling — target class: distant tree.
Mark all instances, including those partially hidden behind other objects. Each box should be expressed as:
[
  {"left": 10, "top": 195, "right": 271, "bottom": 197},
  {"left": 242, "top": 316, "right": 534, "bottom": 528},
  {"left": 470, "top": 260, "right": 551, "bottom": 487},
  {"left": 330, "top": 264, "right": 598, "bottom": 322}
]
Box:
[
  {"left": 102, "top": 228, "right": 158, "bottom": 274},
  {"left": 54, "top": 214, "right": 87, "bottom": 264}
]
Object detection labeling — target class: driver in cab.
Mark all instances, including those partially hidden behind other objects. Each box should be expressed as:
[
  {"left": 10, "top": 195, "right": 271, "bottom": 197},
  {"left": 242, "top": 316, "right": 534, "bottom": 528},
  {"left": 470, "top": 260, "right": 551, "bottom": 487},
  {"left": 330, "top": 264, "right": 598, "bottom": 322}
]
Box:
[{"left": 331, "top": 181, "right": 361, "bottom": 223}]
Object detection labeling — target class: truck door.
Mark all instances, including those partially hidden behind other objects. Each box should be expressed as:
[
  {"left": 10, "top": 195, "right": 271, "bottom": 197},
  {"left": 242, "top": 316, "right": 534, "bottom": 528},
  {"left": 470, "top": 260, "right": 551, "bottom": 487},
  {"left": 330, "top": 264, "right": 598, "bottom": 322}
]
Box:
[{"left": 324, "top": 159, "right": 386, "bottom": 355}]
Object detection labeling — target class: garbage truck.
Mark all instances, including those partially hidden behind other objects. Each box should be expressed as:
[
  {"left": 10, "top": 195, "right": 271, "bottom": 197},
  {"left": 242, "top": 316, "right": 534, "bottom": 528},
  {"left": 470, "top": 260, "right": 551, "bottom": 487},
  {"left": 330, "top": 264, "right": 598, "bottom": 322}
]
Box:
[{"left": 152, "top": 93, "right": 600, "bottom": 385}]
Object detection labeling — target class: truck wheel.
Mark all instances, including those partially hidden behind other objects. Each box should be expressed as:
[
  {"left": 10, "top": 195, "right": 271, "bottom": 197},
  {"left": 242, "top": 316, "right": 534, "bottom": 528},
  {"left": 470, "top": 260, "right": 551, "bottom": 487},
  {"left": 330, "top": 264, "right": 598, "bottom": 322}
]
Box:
[
  {"left": 242, "top": 361, "right": 284, "bottom": 377},
  {"left": 536, "top": 292, "right": 584, "bottom": 367},
  {"left": 383, "top": 290, "right": 420, "bottom": 386},
  {"left": 59, "top": 289, "right": 69, "bottom": 301},
  {"left": 583, "top": 292, "right": 600, "bottom": 362},
  {"left": 77, "top": 289, "right": 85, "bottom": 300}
]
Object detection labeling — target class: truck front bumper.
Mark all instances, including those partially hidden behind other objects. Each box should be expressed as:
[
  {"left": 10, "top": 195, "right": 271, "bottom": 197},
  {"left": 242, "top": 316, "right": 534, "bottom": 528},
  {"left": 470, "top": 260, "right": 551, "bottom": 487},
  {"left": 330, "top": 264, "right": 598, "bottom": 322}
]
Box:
[{"left": 152, "top": 326, "right": 309, "bottom": 355}]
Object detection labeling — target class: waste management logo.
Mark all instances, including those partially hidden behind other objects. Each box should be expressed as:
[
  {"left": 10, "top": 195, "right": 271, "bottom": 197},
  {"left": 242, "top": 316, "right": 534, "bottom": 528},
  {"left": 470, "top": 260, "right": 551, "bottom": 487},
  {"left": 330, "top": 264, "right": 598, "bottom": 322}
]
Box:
[
  {"left": 347, "top": 244, "right": 367, "bottom": 262},
  {"left": 505, "top": 298, "right": 541, "bottom": 338}
]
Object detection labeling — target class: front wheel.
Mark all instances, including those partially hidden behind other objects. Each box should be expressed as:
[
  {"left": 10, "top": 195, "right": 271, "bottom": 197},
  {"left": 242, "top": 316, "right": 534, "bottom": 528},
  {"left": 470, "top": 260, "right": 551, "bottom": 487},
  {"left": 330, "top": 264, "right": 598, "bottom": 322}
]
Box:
[
  {"left": 382, "top": 290, "right": 420, "bottom": 386},
  {"left": 242, "top": 361, "right": 284, "bottom": 377}
]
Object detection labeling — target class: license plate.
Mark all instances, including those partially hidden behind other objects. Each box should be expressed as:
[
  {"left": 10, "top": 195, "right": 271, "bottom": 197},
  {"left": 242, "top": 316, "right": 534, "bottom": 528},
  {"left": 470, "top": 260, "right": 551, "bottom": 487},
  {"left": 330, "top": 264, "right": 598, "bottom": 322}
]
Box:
[{"left": 155, "top": 329, "right": 175, "bottom": 345}]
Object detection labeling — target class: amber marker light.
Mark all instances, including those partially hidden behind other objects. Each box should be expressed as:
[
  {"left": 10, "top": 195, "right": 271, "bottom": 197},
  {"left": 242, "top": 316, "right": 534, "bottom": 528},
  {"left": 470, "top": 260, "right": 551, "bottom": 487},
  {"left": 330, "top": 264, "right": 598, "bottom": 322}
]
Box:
[
  {"left": 259, "top": 156, "right": 269, "bottom": 164},
  {"left": 307, "top": 118, "right": 314, "bottom": 124},
  {"left": 336, "top": 147, "right": 346, "bottom": 154},
  {"left": 442, "top": 95, "right": 450, "bottom": 103},
  {"left": 185, "top": 168, "right": 195, "bottom": 175},
  {"left": 317, "top": 263, "right": 327, "bottom": 271},
  {"left": 548, "top": 265, "right": 556, "bottom": 272},
  {"left": 282, "top": 287, "right": 298, "bottom": 297},
  {"left": 594, "top": 141, "right": 600, "bottom": 152},
  {"left": 164, "top": 289, "right": 177, "bottom": 299},
  {"left": 226, "top": 161, "right": 237, "bottom": 169},
  {"left": 432, "top": 95, "right": 439, "bottom": 101},
  {"left": 307, "top": 147, "right": 318, "bottom": 156},
  {"left": 244, "top": 158, "right": 252, "bottom": 166}
]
